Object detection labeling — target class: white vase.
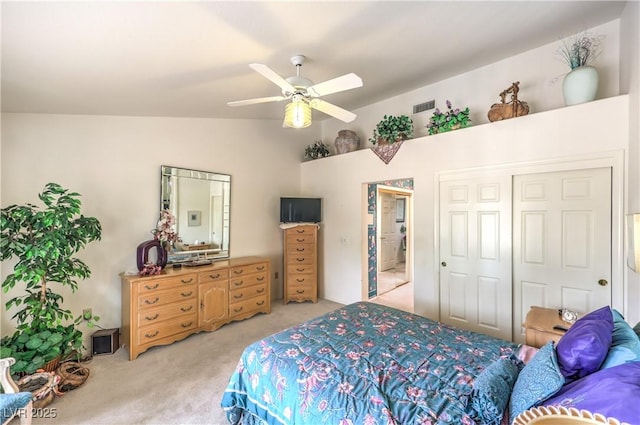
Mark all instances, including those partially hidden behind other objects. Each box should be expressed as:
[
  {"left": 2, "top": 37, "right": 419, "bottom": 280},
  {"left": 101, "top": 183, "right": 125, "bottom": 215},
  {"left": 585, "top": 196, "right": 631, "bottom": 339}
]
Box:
[{"left": 562, "top": 66, "right": 598, "bottom": 106}]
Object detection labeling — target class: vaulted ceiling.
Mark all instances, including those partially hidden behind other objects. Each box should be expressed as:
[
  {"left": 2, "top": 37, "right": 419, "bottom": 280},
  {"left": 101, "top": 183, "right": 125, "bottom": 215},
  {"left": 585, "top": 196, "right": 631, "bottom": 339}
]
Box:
[{"left": 1, "top": 1, "right": 627, "bottom": 121}]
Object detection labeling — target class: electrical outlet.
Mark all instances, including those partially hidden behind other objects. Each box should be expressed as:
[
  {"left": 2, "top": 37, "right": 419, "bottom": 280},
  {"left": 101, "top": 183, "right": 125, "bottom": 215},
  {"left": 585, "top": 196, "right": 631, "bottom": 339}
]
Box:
[{"left": 83, "top": 308, "right": 92, "bottom": 320}]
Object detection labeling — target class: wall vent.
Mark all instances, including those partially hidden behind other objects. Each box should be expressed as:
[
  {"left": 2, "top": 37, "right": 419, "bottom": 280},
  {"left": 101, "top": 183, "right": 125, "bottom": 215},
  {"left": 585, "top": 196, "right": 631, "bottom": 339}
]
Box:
[{"left": 413, "top": 100, "right": 435, "bottom": 114}]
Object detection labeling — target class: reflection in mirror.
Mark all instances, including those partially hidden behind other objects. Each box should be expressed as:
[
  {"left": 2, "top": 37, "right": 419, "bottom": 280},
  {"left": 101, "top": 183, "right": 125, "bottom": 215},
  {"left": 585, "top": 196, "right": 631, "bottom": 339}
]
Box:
[{"left": 161, "top": 165, "right": 231, "bottom": 263}]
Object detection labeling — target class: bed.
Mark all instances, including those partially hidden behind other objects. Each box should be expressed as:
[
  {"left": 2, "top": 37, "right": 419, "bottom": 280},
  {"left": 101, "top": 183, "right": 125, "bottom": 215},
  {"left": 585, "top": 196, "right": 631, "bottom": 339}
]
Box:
[{"left": 221, "top": 302, "right": 640, "bottom": 425}]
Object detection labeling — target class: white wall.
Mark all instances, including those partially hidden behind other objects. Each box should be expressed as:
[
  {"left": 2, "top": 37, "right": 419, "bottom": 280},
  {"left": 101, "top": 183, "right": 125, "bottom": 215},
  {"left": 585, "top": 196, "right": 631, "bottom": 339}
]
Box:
[
  {"left": 0, "top": 113, "right": 320, "bottom": 343},
  {"left": 320, "top": 20, "right": 621, "bottom": 151},
  {"left": 306, "top": 96, "right": 631, "bottom": 322},
  {"left": 302, "top": 15, "right": 640, "bottom": 323}
]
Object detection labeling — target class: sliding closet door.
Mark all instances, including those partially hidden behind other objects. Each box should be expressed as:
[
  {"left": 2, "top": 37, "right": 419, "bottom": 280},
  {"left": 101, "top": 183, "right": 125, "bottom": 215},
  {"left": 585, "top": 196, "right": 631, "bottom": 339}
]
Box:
[
  {"left": 439, "top": 176, "right": 513, "bottom": 340},
  {"left": 513, "top": 168, "right": 612, "bottom": 342}
]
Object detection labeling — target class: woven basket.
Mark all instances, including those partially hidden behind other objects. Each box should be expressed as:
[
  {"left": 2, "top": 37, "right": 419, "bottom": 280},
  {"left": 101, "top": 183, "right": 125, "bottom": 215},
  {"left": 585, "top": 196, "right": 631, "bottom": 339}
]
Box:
[
  {"left": 56, "top": 361, "right": 90, "bottom": 392},
  {"left": 17, "top": 371, "right": 61, "bottom": 409}
]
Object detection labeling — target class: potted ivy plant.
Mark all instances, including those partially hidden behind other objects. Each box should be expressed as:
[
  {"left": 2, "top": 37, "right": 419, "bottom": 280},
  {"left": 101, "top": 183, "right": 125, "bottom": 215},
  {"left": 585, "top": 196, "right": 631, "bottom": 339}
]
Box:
[
  {"left": 369, "top": 115, "right": 414, "bottom": 145},
  {"left": 427, "top": 100, "right": 470, "bottom": 135},
  {"left": 0, "top": 183, "right": 102, "bottom": 376},
  {"left": 304, "top": 140, "right": 331, "bottom": 160}
]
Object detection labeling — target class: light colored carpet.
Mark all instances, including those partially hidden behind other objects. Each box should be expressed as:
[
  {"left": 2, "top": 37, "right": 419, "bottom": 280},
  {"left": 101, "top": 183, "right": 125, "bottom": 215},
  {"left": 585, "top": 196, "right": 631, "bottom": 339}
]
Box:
[{"left": 31, "top": 299, "right": 343, "bottom": 425}]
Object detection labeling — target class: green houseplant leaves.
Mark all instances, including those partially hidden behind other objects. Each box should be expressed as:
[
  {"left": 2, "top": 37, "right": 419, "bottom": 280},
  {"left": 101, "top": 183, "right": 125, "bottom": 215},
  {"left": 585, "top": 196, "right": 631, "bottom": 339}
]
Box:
[
  {"left": 1, "top": 183, "right": 102, "bottom": 375},
  {"left": 369, "top": 115, "right": 414, "bottom": 145}
]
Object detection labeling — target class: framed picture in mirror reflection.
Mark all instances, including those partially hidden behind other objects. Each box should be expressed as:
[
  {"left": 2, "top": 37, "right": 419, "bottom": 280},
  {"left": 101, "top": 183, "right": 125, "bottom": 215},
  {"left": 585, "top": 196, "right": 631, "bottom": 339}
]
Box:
[{"left": 188, "top": 210, "right": 201, "bottom": 227}]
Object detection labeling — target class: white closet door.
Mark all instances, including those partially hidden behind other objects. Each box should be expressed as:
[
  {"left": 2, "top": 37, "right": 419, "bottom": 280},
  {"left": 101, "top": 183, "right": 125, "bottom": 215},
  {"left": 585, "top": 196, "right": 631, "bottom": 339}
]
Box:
[
  {"left": 513, "top": 168, "right": 612, "bottom": 342},
  {"left": 439, "top": 176, "right": 513, "bottom": 340}
]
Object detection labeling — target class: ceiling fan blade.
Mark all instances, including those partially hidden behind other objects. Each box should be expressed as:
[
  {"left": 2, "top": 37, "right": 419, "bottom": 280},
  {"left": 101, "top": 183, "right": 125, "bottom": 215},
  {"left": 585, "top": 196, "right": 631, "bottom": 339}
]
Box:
[
  {"left": 250, "top": 63, "right": 296, "bottom": 94},
  {"left": 227, "top": 95, "right": 286, "bottom": 107},
  {"left": 307, "top": 73, "right": 363, "bottom": 97},
  {"left": 310, "top": 99, "right": 356, "bottom": 123}
]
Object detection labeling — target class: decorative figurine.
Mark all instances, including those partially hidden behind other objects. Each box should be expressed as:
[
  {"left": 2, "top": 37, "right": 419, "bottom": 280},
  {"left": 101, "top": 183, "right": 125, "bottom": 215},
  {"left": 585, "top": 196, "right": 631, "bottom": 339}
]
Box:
[{"left": 487, "top": 81, "right": 530, "bottom": 122}]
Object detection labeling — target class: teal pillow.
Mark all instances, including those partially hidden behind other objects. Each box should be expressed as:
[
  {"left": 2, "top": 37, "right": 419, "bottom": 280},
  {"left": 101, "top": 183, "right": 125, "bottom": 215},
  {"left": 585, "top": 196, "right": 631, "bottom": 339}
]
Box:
[
  {"left": 471, "top": 357, "right": 521, "bottom": 425},
  {"left": 0, "top": 392, "right": 32, "bottom": 423},
  {"left": 600, "top": 310, "right": 640, "bottom": 369},
  {"left": 509, "top": 342, "right": 564, "bottom": 424}
]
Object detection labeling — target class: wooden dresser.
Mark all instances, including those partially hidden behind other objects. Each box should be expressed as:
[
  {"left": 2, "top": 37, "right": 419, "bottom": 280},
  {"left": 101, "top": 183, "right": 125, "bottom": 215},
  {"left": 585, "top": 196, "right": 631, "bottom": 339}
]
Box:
[
  {"left": 283, "top": 225, "right": 318, "bottom": 304},
  {"left": 121, "top": 256, "right": 270, "bottom": 360}
]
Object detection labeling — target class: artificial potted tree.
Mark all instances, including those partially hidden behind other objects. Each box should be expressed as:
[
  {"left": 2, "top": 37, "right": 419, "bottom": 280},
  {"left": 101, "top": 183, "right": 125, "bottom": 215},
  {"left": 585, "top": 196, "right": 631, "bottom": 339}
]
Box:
[{"left": 0, "top": 183, "right": 102, "bottom": 376}]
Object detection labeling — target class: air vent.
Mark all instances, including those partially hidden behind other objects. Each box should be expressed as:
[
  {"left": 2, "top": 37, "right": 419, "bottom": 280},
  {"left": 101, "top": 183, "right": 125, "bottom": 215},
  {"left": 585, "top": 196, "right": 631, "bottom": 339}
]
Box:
[{"left": 413, "top": 100, "right": 435, "bottom": 114}]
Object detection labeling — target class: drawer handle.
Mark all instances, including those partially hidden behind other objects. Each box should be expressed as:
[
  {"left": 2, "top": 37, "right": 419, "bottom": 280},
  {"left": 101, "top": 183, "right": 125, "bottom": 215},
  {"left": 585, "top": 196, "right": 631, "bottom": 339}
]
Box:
[
  {"left": 296, "top": 248, "right": 305, "bottom": 252},
  {"left": 144, "top": 283, "right": 160, "bottom": 290},
  {"left": 145, "top": 314, "right": 159, "bottom": 321},
  {"left": 234, "top": 306, "right": 244, "bottom": 313},
  {"left": 296, "top": 258, "right": 304, "bottom": 262},
  {"left": 296, "top": 238, "right": 305, "bottom": 242},
  {"left": 296, "top": 229, "right": 305, "bottom": 233},
  {"left": 296, "top": 278, "right": 305, "bottom": 282},
  {"left": 257, "top": 265, "right": 265, "bottom": 271},
  {"left": 257, "top": 276, "right": 265, "bottom": 281},
  {"left": 296, "top": 268, "right": 305, "bottom": 272},
  {"left": 209, "top": 273, "right": 221, "bottom": 279},
  {"left": 181, "top": 278, "right": 194, "bottom": 284},
  {"left": 144, "top": 331, "right": 159, "bottom": 339},
  {"left": 180, "top": 306, "right": 193, "bottom": 312},
  {"left": 257, "top": 288, "right": 265, "bottom": 293},
  {"left": 180, "top": 291, "right": 193, "bottom": 297},
  {"left": 181, "top": 322, "right": 193, "bottom": 328},
  {"left": 296, "top": 289, "right": 305, "bottom": 294},
  {"left": 257, "top": 300, "right": 265, "bottom": 306},
  {"left": 234, "top": 269, "right": 243, "bottom": 275},
  {"left": 145, "top": 297, "right": 160, "bottom": 305},
  {"left": 234, "top": 281, "right": 243, "bottom": 286},
  {"left": 233, "top": 294, "right": 243, "bottom": 299}
]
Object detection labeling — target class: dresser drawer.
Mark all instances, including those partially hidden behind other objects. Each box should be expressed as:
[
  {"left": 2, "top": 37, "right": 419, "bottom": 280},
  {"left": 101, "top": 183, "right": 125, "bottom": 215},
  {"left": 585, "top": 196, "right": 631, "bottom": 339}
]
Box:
[
  {"left": 136, "top": 274, "right": 197, "bottom": 293},
  {"left": 286, "top": 234, "right": 316, "bottom": 245},
  {"left": 230, "top": 262, "right": 268, "bottom": 277},
  {"left": 229, "top": 294, "right": 268, "bottom": 318},
  {"left": 286, "top": 284, "right": 315, "bottom": 299},
  {"left": 137, "top": 299, "right": 197, "bottom": 326},
  {"left": 229, "top": 271, "right": 268, "bottom": 290},
  {"left": 136, "top": 313, "right": 198, "bottom": 345},
  {"left": 286, "top": 227, "right": 316, "bottom": 237},
  {"left": 229, "top": 283, "right": 268, "bottom": 302},
  {"left": 287, "top": 264, "right": 314, "bottom": 274},
  {"left": 137, "top": 287, "right": 197, "bottom": 310},
  {"left": 198, "top": 269, "right": 229, "bottom": 283},
  {"left": 287, "top": 254, "right": 314, "bottom": 265},
  {"left": 288, "top": 243, "right": 315, "bottom": 255},
  {"left": 288, "top": 274, "right": 315, "bottom": 286}
]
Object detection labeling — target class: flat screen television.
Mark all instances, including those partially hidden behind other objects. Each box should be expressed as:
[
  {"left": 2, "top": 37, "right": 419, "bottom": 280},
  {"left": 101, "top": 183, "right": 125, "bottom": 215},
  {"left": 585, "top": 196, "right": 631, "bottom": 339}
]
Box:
[{"left": 280, "top": 197, "right": 322, "bottom": 223}]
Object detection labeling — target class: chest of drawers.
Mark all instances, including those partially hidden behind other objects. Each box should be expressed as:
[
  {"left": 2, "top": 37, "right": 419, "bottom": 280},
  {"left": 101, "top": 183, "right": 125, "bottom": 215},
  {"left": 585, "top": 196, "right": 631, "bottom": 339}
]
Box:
[
  {"left": 283, "top": 225, "right": 318, "bottom": 304},
  {"left": 121, "top": 256, "right": 270, "bottom": 360}
]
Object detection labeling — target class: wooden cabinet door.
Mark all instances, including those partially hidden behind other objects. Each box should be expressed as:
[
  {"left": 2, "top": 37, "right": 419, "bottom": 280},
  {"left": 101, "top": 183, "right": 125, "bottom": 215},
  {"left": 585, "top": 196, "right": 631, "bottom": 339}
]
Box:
[{"left": 199, "top": 280, "right": 228, "bottom": 329}]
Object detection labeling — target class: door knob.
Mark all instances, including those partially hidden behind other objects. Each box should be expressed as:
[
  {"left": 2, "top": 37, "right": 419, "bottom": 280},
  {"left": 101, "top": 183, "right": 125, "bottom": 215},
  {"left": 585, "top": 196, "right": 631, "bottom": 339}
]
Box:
[
  {"left": 441, "top": 261, "right": 447, "bottom": 267},
  {"left": 598, "top": 279, "right": 608, "bottom": 286}
]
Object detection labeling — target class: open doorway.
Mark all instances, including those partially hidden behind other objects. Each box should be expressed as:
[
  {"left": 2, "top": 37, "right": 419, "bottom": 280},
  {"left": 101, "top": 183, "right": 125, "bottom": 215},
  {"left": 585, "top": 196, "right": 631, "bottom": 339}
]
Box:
[{"left": 362, "top": 180, "right": 414, "bottom": 313}]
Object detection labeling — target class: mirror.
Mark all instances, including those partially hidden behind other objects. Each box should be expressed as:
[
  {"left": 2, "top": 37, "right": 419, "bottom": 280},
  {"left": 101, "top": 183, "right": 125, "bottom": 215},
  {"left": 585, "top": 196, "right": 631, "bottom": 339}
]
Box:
[{"left": 161, "top": 165, "right": 231, "bottom": 263}]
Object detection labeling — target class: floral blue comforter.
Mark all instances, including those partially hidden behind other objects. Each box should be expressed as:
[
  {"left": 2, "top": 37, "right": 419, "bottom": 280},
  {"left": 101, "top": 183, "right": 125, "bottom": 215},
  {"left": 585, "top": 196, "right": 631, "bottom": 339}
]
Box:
[{"left": 221, "top": 302, "right": 517, "bottom": 425}]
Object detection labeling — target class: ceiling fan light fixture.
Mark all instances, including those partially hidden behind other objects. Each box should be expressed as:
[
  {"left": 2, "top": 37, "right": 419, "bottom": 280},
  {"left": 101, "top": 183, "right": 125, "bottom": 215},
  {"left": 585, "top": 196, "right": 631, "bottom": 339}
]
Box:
[{"left": 284, "top": 100, "right": 312, "bottom": 128}]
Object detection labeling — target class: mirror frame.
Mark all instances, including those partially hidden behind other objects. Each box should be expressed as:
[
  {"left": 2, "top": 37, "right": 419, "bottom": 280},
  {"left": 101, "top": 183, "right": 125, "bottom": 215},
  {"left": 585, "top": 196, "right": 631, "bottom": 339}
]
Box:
[{"left": 161, "top": 165, "right": 231, "bottom": 263}]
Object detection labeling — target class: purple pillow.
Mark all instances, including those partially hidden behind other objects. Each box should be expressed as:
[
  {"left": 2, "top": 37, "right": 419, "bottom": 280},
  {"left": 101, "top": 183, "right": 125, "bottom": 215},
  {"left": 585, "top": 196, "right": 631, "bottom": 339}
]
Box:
[
  {"left": 555, "top": 306, "right": 613, "bottom": 381},
  {"left": 542, "top": 362, "right": 640, "bottom": 424}
]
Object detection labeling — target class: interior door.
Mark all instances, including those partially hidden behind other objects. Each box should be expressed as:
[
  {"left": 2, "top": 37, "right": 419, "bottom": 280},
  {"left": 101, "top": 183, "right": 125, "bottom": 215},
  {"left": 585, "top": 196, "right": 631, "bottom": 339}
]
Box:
[
  {"left": 439, "top": 175, "right": 513, "bottom": 340},
  {"left": 513, "top": 168, "right": 612, "bottom": 342},
  {"left": 379, "top": 192, "right": 397, "bottom": 272}
]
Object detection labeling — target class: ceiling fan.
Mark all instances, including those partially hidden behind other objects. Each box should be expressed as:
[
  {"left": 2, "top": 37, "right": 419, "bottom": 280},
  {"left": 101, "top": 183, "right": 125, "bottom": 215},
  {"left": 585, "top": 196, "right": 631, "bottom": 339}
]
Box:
[{"left": 227, "top": 55, "right": 363, "bottom": 128}]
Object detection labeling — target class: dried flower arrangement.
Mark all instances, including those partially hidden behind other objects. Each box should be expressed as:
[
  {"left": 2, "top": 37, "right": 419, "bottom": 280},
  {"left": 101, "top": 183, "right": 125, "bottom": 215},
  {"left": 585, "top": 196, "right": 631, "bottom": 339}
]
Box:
[{"left": 557, "top": 30, "right": 604, "bottom": 70}]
